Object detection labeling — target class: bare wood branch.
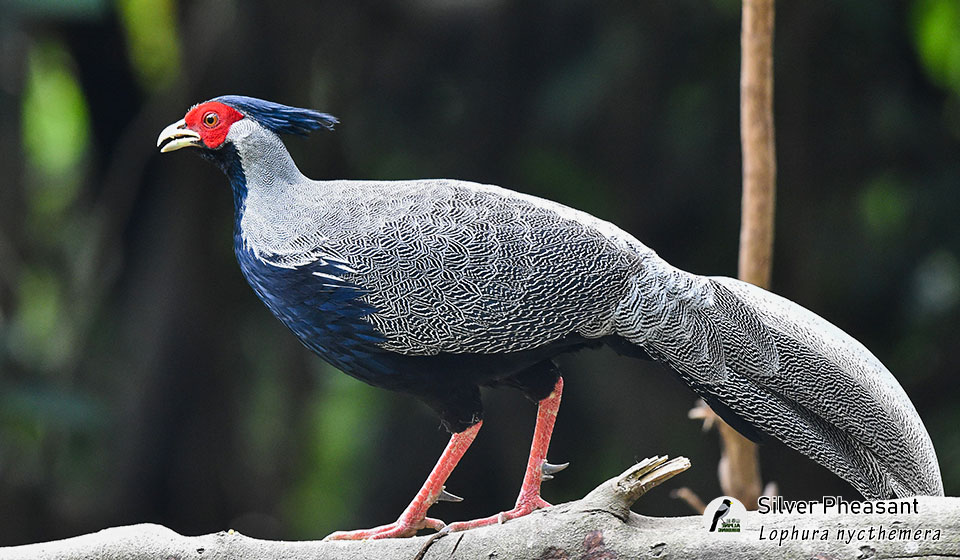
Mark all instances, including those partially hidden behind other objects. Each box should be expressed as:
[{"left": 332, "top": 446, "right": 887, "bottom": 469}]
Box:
[
  {"left": 739, "top": 0, "right": 776, "bottom": 289},
  {"left": 4, "top": 459, "right": 958, "bottom": 560}
]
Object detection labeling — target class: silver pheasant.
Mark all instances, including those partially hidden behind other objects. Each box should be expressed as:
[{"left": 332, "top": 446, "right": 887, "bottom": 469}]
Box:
[{"left": 158, "top": 96, "right": 943, "bottom": 539}]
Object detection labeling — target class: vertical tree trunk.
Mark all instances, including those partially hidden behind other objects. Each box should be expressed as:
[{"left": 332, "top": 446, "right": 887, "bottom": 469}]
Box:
[
  {"left": 716, "top": 0, "right": 776, "bottom": 509},
  {"left": 739, "top": 0, "right": 776, "bottom": 288}
]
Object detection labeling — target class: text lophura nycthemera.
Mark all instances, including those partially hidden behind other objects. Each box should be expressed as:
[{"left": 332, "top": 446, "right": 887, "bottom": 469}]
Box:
[{"left": 157, "top": 96, "right": 943, "bottom": 539}]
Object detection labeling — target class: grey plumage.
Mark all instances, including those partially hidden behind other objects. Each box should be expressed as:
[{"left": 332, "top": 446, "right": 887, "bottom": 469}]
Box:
[
  {"left": 217, "top": 109, "right": 943, "bottom": 499},
  {"left": 704, "top": 278, "right": 942, "bottom": 497},
  {"left": 244, "top": 175, "right": 645, "bottom": 356}
]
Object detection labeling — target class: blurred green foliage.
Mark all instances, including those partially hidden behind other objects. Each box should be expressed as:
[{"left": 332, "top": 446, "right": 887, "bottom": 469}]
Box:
[
  {"left": 284, "top": 369, "right": 382, "bottom": 537},
  {"left": 913, "top": 0, "right": 960, "bottom": 96},
  {"left": 116, "top": 0, "right": 181, "bottom": 91},
  {"left": 22, "top": 40, "right": 90, "bottom": 187},
  {"left": 0, "top": 0, "right": 958, "bottom": 548},
  {"left": 7, "top": 268, "right": 68, "bottom": 369},
  {"left": 857, "top": 173, "right": 912, "bottom": 239}
]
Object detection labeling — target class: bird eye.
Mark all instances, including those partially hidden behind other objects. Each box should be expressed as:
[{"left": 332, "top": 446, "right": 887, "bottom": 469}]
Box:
[{"left": 203, "top": 112, "right": 219, "bottom": 127}]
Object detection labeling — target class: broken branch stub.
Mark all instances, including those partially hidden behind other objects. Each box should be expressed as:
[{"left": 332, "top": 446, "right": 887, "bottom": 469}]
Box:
[{"left": 580, "top": 455, "right": 691, "bottom": 519}]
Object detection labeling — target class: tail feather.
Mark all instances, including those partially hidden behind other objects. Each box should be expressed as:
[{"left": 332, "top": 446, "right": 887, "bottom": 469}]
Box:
[
  {"left": 618, "top": 262, "right": 943, "bottom": 498},
  {"left": 711, "top": 276, "right": 942, "bottom": 497},
  {"left": 681, "top": 367, "right": 889, "bottom": 498}
]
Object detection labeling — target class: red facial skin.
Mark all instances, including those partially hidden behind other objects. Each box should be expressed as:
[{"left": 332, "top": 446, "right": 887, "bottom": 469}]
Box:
[{"left": 184, "top": 101, "right": 245, "bottom": 149}]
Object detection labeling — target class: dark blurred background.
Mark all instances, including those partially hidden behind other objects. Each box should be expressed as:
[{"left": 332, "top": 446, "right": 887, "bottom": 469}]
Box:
[{"left": 1, "top": 0, "right": 958, "bottom": 547}]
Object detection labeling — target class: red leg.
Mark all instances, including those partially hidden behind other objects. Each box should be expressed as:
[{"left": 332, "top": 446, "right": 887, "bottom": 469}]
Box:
[
  {"left": 324, "top": 421, "right": 482, "bottom": 540},
  {"left": 445, "top": 377, "right": 564, "bottom": 532}
]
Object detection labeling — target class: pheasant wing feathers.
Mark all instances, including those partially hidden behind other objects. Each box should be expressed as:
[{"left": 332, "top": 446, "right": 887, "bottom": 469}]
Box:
[{"left": 248, "top": 179, "right": 644, "bottom": 356}]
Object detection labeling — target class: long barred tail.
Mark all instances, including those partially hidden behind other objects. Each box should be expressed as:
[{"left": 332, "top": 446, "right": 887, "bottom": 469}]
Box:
[{"left": 615, "top": 261, "right": 943, "bottom": 498}]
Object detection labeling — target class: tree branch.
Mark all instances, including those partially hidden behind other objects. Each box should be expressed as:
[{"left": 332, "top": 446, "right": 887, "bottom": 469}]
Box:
[
  {"left": 739, "top": 0, "right": 776, "bottom": 289},
  {"left": 5, "top": 458, "right": 958, "bottom": 560}
]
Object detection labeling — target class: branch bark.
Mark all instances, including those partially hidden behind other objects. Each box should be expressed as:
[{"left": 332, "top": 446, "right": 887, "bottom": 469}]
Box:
[
  {"left": 739, "top": 0, "right": 776, "bottom": 288},
  {"left": 5, "top": 459, "right": 958, "bottom": 560}
]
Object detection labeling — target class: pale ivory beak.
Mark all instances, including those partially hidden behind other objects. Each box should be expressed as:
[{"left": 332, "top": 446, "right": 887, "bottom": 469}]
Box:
[{"left": 157, "top": 118, "right": 202, "bottom": 153}]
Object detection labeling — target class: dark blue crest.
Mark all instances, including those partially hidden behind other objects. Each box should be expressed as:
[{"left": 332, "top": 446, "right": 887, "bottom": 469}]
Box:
[{"left": 213, "top": 95, "right": 339, "bottom": 136}]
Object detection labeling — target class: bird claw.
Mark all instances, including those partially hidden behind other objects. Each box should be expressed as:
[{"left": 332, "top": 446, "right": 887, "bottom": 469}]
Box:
[
  {"left": 541, "top": 460, "right": 569, "bottom": 481},
  {"left": 542, "top": 461, "right": 569, "bottom": 475},
  {"left": 436, "top": 486, "right": 464, "bottom": 503}
]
